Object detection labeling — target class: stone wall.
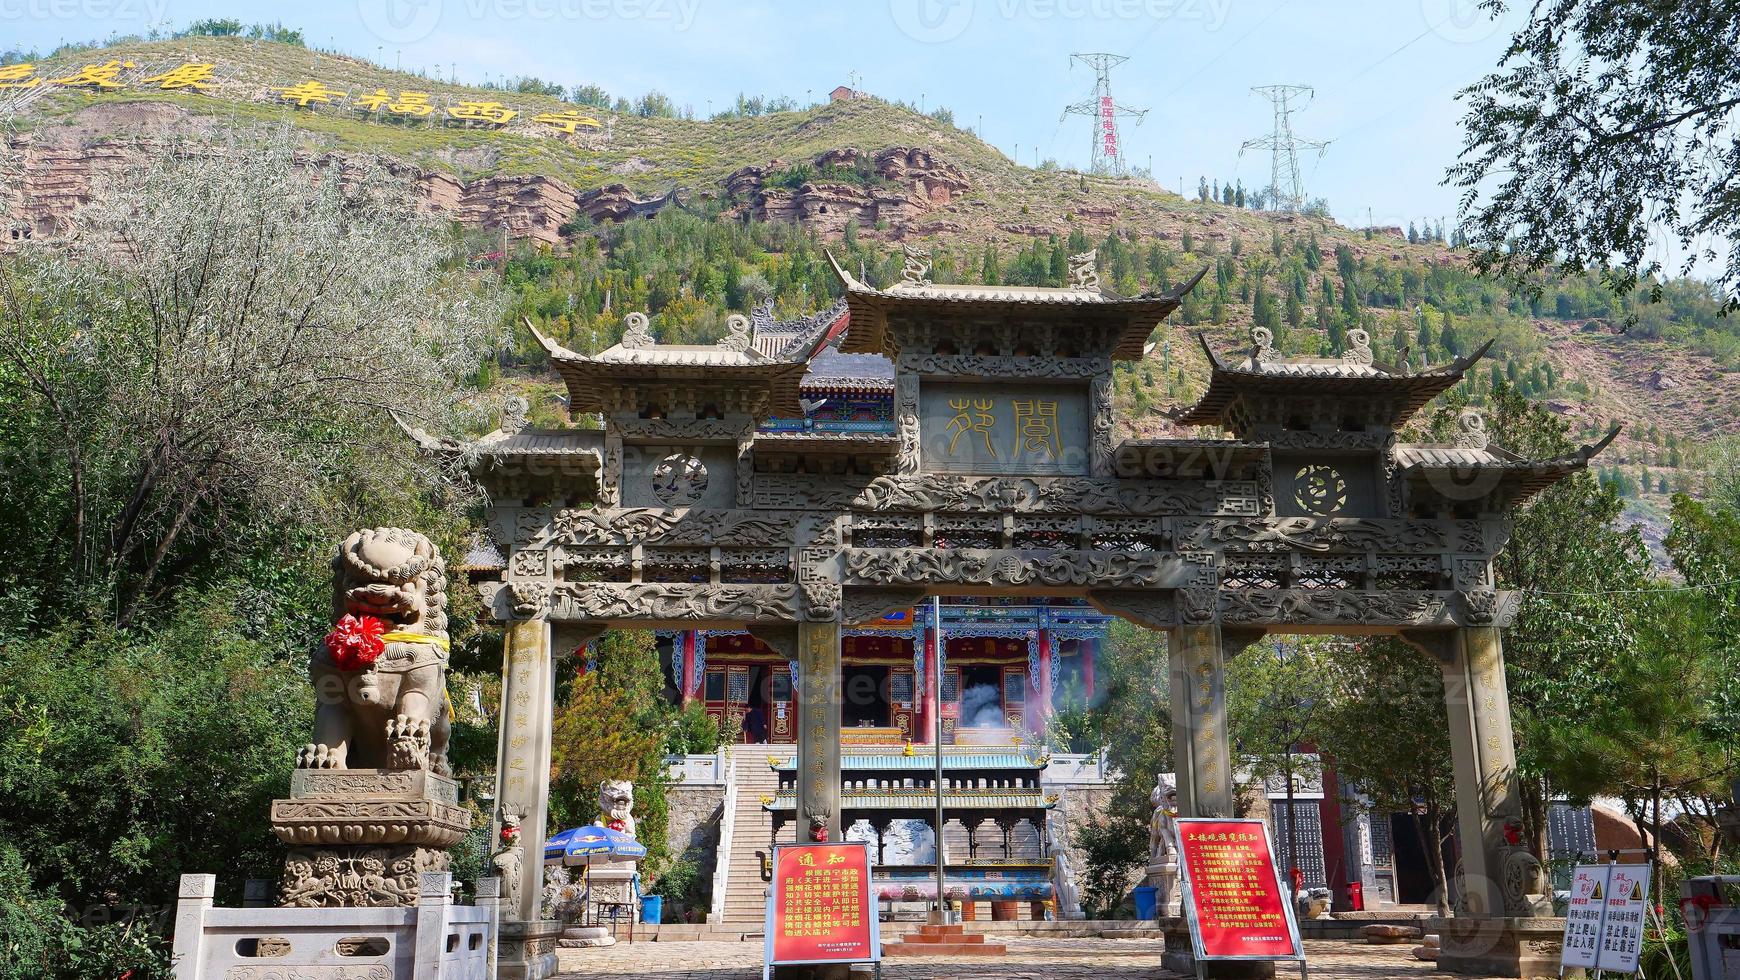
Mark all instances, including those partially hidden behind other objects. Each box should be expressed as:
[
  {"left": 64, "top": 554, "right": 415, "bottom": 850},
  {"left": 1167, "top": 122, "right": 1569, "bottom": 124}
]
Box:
[
  {"left": 660, "top": 784, "right": 725, "bottom": 914},
  {"left": 1050, "top": 783, "right": 1122, "bottom": 913}
]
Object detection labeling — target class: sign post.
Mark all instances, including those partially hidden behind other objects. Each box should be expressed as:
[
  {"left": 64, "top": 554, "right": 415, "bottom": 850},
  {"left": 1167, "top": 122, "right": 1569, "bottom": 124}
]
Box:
[
  {"left": 1558, "top": 857, "right": 1653, "bottom": 977},
  {"left": 764, "top": 841, "right": 880, "bottom": 980},
  {"left": 1174, "top": 817, "right": 1307, "bottom": 977}
]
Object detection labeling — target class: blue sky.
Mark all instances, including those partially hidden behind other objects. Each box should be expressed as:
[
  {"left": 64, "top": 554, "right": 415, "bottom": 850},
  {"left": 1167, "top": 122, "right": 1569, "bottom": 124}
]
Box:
[{"left": 8, "top": 0, "right": 1527, "bottom": 235}]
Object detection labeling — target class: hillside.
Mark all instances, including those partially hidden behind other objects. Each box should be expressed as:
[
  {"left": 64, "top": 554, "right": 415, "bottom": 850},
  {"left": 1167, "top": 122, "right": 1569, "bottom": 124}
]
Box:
[{"left": 3, "top": 36, "right": 1737, "bottom": 502}]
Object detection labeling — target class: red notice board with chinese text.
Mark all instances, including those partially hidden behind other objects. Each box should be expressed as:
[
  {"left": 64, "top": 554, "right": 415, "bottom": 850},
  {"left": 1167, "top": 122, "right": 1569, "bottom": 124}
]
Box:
[
  {"left": 1175, "top": 817, "right": 1304, "bottom": 962},
  {"left": 764, "top": 842, "right": 880, "bottom": 977}
]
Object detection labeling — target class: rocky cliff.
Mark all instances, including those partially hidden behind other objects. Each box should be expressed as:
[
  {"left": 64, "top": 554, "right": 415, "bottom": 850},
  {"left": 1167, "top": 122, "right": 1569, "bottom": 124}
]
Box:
[{"left": 723, "top": 146, "right": 971, "bottom": 238}]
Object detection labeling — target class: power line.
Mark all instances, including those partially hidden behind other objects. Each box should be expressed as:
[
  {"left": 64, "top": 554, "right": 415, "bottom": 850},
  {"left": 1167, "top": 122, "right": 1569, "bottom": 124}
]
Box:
[
  {"left": 1061, "top": 53, "right": 1147, "bottom": 176},
  {"left": 1239, "top": 84, "right": 1330, "bottom": 212}
]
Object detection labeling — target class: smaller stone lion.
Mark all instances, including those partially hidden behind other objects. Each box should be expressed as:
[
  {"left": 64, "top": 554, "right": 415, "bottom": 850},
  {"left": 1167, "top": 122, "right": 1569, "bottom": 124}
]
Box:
[
  {"left": 297, "top": 528, "right": 451, "bottom": 774},
  {"left": 600, "top": 780, "right": 636, "bottom": 838}
]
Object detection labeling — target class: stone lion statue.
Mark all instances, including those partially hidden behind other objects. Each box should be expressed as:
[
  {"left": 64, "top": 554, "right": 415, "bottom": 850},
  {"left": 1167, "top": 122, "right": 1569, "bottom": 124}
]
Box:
[
  {"left": 600, "top": 779, "right": 636, "bottom": 838},
  {"left": 297, "top": 528, "right": 451, "bottom": 774},
  {"left": 1150, "top": 773, "right": 1179, "bottom": 864}
]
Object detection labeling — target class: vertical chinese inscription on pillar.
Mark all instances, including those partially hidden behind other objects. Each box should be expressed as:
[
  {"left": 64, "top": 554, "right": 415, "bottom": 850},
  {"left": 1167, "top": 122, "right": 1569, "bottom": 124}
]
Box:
[
  {"left": 499, "top": 621, "right": 544, "bottom": 815},
  {"left": 803, "top": 626, "right": 830, "bottom": 809}
]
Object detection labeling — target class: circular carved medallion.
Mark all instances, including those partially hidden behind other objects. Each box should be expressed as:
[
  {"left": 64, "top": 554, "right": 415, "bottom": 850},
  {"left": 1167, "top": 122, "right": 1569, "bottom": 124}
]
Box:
[
  {"left": 651, "top": 452, "right": 708, "bottom": 505},
  {"left": 1294, "top": 464, "right": 1349, "bottom": 516}
]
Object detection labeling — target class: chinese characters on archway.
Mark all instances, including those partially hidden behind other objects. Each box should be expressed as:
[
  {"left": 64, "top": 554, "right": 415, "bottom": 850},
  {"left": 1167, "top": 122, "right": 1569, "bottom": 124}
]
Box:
[
  {"left": 924, "top": 385, "right": 1086, "bottom": 475},
  {"left": 0, "top": 59, "right": 605, "bottom": 138}
]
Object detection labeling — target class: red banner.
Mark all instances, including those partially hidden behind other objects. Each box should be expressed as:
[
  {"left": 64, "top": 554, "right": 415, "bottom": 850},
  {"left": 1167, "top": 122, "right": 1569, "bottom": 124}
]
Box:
[
  {"left": 1177, "top": 818, "right": 1301, "bottom": 960},
  {"left": 767, "top": 842, "right": 877, "bottom": 966}
]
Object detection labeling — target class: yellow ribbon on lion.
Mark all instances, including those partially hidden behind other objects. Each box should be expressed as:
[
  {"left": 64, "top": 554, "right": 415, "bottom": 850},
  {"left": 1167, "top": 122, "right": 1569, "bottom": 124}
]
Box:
[{"left": 377, "top": 630, "right": 456, "bottom": 720}]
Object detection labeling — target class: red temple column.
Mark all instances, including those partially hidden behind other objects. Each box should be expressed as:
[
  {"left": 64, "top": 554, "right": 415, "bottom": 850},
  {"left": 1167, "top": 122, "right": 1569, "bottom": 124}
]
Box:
[
  {"left": 919, "top": 627, "right": 938, "bottom": 744},
  {"left": 679, "top": 630, "right": 700, "bottom": 705}
]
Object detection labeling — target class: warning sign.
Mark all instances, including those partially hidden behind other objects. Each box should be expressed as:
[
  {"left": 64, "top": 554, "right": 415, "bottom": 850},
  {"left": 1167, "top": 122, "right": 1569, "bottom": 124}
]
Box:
[
  {"left": 763, "top": 842, "right": 879, "bottom": 974},
  {"left": 1175, "top": 817, "right": 1304, "bottom": 962},
  {"left": 1558, "top": 862, "right": 1653, "bottom": 975},
  {"left": 1597, "top": 864, "right": 1651, "bottom": 974}
]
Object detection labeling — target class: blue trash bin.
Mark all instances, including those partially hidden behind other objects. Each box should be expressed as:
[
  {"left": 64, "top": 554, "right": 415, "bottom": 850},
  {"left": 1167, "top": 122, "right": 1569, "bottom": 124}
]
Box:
[
  {"left": 1132, "top": 885, "right": 1158, "bottom": 920},
  {"left": 640, "top": 895, "right": 663, "bottom": 924}
]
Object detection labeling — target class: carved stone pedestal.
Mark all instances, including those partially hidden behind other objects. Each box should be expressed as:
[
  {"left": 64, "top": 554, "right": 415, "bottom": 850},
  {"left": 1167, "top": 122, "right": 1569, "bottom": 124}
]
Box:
[
  {"left": 1144, "top": 861, "right": 1181, "bottom": 917},
  {"left": 271, "top": 768, "right": 471, "bottom": 907},
  {"left": 1428, "top": 916, "right": 1565, "bottom": 977},
  {"left": 501, "top": 918, "right": 563, "bottom": 979},
  {"left": 1158, "top": 917, "right": 1277, "bottom": 978}
]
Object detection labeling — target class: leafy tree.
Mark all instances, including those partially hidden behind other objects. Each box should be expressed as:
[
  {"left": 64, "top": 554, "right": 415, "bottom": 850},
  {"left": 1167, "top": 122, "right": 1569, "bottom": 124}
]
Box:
[
  {"left": 1315, "top": 639, "right": 1457, "bottom": 915},
  {"left": 1070, "top": 620, "right": 1172, "bottom": 915},
  {"left": 570, "top": 84, "right": 612, "bottom": 108},
  {"left": 1449, "top": 1, "right": 1740, "bottom": 312},
  {"left": 0, "top": 129, "right": 500, "bottom": 627}
]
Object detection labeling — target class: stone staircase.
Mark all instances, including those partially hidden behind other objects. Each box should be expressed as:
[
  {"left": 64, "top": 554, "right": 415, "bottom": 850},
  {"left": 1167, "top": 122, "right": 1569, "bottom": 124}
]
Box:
[{"left": 719, "top": 745, "right": 795, "bottom": 926}]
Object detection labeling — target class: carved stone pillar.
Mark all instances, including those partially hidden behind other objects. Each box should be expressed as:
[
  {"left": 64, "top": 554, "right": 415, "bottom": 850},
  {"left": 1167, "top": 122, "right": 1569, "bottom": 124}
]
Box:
[
  {"left": 1415, "top": 625, "right": 1560, "bottom": 977},
  {"left": 796, "top": 620, "right": 842, "bottom": 841},
  {"left": 494, "top": 619, "right": 555, "bottom": 923},
  {"left": 1166, "top": 625, "right": 1261, "bottom": 819},
  {"left": 1163, "top": 625, "right": 1278, "bottom": 980}
]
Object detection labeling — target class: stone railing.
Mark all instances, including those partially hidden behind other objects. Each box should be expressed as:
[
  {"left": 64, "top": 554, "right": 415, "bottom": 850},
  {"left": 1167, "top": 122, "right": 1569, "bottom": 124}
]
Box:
[
  {"left": 1042, "top": 750, "right": 1113, "bottom": 785},
  {"left": 664, "top": 750, "right": 727, "bottom": 785},
  {"left": 709, "top": 746, "right": 739, "bottom": 922},
  {"left": 171, "top": 872, "right": 496, "bottom": 980}
]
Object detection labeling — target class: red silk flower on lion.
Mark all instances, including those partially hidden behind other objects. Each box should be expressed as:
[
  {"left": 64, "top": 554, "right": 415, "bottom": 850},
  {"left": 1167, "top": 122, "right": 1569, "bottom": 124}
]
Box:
[{"left": 325, "top": 614, "right": 388, "bottom": 671}]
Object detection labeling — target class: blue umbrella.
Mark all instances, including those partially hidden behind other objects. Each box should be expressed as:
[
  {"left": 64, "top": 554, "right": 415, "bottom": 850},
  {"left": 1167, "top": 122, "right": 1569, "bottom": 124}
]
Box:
[{"left": 543, "top": 824, "right": 648, "bottom": 867}]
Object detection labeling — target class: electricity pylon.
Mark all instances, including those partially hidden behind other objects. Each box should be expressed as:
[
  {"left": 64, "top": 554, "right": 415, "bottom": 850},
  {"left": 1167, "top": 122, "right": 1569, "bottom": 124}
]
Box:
[
  {"left": 1061, "top": 53, "right": 1147, "bottom": 176},
  {"left": 1239, "top": 84, "right": 1329, "bottom": 212}
]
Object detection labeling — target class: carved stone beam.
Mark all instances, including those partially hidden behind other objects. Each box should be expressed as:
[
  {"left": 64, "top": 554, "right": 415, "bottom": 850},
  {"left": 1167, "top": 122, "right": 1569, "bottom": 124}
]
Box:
[
  {"left": 552, "top": 622, "right": 607, "bottom": 654},
  {"left": 746, "top": 624, "right": 798, "bottom": 660},
  {"left": 841, "top": 588, "right": 927, "bottom": 627},
  {"left": 1086, "top": 590, "right": 1177, "bottom": 630}
]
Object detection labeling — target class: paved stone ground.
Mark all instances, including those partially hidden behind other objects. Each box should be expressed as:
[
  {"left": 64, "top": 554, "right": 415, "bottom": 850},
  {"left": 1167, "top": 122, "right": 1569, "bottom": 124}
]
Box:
[{"left": 554, "top": 936, "right": 1458, "bottom": 980}]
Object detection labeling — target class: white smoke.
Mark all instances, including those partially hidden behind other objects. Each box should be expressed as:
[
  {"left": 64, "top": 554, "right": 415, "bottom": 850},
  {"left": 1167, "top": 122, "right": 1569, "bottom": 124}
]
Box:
[{"left": 959, "top": 682, "right": 1005, "bottom": 728}]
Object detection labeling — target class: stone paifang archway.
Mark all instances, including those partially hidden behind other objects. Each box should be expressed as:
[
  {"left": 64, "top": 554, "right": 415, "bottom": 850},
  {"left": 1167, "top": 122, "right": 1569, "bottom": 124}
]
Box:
[{"left": 408, "top": 247, "right": 1615, "bottom": 978}]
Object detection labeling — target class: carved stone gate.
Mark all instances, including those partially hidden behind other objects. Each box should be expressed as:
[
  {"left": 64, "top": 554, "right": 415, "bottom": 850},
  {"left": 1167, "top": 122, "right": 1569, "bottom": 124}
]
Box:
[{"left": 409, "top": 248, "right": 1614, "bottom": 977}]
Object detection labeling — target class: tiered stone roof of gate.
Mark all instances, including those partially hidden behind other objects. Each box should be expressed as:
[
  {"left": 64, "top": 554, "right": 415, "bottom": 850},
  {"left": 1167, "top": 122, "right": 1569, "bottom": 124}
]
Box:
[
  {"left": 1168, "top": 332, "right": 1495, "bottom": 433},
  {"left": 826, "top": 250, "right": 1209, "bottom": 359}
]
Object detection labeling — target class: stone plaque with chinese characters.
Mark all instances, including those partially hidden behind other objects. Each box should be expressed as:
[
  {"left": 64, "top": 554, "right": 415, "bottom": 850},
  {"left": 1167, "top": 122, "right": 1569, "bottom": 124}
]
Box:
[{"left": 919, "top": 382, "right": 1089, "bottom": 476}]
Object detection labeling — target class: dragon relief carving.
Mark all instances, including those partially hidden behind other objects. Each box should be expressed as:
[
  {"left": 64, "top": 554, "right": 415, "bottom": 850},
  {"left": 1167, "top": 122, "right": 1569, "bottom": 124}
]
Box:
[
  {"left": 553, "top": 583, "right": 799, "bottom": 621},
  {"left": 299, "top": 528, "right": 451, "bottom": 775},
  {"left": 1175, "top": 517, "right": 1449, "bottom": 554},
  {"left": 895, "top": 374, "right": 921, "bottom": 475},
  {"left": 897, "top": 244, "right": 933, "bottom": 287},
  {"left": 1068, "top": 249, "right": 1100, "bottom": 291},
  {"left": 541, "top": 508, "right": 801, "bottom": 548},
  {"left": 842, "top": 548, "right": 1181, "bottom": 588},
  {"left": 853, "top": 474, "right": 1227, "bottom": 516},
  {"left": 1220, "top": 589, "right": 1440, "bottom": 625}
]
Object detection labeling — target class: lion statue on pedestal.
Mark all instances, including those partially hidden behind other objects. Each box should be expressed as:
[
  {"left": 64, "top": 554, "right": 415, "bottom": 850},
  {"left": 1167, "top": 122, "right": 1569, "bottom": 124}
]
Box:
[
  {"left": 600, "top": 779, "right": 636, "bottom": 838},
  {"left": 297, "top": 527, "right": 451, "bottom": 774}
]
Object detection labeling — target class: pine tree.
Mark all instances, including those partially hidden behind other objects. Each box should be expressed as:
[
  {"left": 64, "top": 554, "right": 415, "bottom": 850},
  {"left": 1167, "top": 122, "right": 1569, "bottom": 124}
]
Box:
[
  {"left": 1407, "top": 222, "right": 1419, "bottom": 244},
  {"left": 1198, "top": 176, "right": 1210, "bottom": 202},
  {"left": 980, "top": 243, "right": 1001, "bottom": 285},
  {"left": 1285, "top": 291, "right": 1304, "bottom": 329}
]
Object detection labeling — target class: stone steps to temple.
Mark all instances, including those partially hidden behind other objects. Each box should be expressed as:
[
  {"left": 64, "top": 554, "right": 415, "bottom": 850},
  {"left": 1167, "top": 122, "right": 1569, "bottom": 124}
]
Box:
[{"left": 719, "top": 745, "right": 793, "bottom": 924}]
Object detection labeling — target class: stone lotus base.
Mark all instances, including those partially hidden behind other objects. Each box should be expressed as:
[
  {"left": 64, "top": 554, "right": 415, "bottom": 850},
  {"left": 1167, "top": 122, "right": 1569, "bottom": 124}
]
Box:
[
  {"left": 1427, "top": 916, "right": 1563, "bottom": 978},
  {"left": 270, "top": 768, "right": 470, "bottom": 908},
  {"left": 559, "top": 925, "right": 616, "bottom": 948}
]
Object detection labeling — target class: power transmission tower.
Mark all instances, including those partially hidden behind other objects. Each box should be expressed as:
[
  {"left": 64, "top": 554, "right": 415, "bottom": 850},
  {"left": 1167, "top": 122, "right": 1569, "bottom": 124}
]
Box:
[
  {"left": 1061, "top": 53, "right": 1147, "bottom": 176},
  {"left": 1239, "top": 84, "right": 1329, "bottom": 212}
]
